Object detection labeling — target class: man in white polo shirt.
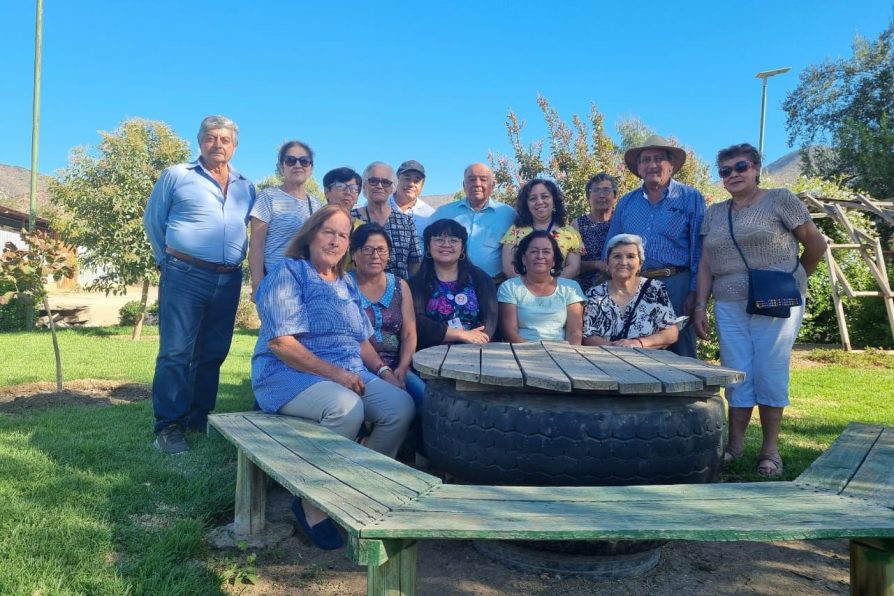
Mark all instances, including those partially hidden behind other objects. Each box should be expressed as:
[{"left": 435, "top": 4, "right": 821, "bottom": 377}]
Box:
[{"left": 389, "top": 159, "right": 434, "bottom": 238}]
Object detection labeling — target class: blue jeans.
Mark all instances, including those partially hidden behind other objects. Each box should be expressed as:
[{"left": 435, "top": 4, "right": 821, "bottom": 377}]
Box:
[
  {"left": 661, "top": 271, "right": 697, "bottom": 358},
  {"left": 152, "top": 254, "right": 242, "bottom": 433}
]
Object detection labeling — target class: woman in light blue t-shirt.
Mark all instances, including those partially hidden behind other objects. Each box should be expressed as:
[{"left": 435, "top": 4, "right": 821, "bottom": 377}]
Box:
[{"left": 498, "top": 230, "right": 586, "bottom": 343}]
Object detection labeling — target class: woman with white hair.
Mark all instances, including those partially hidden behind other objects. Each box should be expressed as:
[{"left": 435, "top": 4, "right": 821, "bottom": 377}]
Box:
[{"left": 582, "top": 234, "right": 679, "bottom": 348}]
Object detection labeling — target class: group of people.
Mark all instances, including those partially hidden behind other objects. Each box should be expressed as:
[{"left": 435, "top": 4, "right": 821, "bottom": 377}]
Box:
[{"left": 143, "top": 115, "right": 828, "bottom": 550}]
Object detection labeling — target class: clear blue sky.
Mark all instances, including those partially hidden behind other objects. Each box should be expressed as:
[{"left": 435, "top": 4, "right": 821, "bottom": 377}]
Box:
[{"left": 1, "top": 1, "right": 890, "bottom": 195}]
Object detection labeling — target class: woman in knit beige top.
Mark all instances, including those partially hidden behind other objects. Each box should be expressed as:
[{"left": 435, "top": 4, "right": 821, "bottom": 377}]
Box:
[{"left": 692, "top": 143, "right": 827, "bottom": 478}]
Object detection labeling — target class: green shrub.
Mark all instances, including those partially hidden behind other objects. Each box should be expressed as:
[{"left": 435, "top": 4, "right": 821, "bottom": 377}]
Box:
[
  {"left": 0, "top": 279, "right": 28, "bottom": 332},
  {"left": 235, "top": 286, "right": 259, "bottom": 330},
  {"left": 118, "top": 300, "right": 159, "bottom": 326}
]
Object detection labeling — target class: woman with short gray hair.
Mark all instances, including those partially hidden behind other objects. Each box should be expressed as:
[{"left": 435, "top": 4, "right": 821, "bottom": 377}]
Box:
[{"left": 582, "top": 234, "right": 678, "bottom": 348}]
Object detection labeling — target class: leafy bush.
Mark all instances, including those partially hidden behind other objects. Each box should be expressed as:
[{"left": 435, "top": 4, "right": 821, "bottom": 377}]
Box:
[
  {"left": 235, "top": 286, "right": 259, "bottom": 330},
  {"left": 118, "top": 300, "right": 159, "bottom": 326}
]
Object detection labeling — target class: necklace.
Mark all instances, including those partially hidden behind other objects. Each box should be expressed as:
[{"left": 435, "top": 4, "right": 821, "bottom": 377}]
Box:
[{"left": 731, "top": 188, "right": 761, "bottom": 212}]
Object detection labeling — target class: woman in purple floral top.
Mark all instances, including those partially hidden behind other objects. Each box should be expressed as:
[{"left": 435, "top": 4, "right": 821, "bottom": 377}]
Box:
[
  {"left": 572, "top": 172, "right": 618, "bottom": 293},
  {"left": 408, "top": 218, "right": 498, "bottom": 350}
]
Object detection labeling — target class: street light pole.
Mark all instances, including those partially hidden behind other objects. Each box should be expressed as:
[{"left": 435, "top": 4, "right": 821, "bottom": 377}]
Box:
[{"left": 756, "top": 67, "right": 791, "bottom": 158}]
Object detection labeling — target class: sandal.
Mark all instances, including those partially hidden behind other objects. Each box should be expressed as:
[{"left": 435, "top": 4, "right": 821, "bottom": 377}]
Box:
[
  {"left": 757, "top": 453, "right": 783, "bottom": 477},
  {"left": 723, "top": 448, "right": 742, "bottom": 464}
]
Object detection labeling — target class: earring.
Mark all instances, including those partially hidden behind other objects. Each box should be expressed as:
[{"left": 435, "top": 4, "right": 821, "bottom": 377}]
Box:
[
  {"left": 425, "top": 252, "right": 433, "bottom": 260},
  {"left": 459, "top": 252, "right": 466, "bottom": 261}
]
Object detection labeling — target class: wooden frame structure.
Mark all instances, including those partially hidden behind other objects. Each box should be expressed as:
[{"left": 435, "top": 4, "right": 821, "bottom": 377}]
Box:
[{"left": 800, "top": 192, "right": 894, "bottom": 350}]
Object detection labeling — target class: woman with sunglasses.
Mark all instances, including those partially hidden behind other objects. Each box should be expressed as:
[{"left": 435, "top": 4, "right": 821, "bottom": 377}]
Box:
[
  {"left": 572, "top": 172, "right": 619, "bottom": 293},
  {"left": 692, "top": 143, "right": 826, "bottom": 477},
  {"left": 409, "top": 218, "right": 498, "bottom": 351},
  {"left": 349, "top": 223, "right": 424, "bottom": 405},
  {"left": 249, "top": 140, "right": 322, "bottom": 298},
  {"left": 501, "top": 178, "right": 584, "bottom": 280},
  {"left": 351, "top": 162, "right": 423, "bottom": 280}
]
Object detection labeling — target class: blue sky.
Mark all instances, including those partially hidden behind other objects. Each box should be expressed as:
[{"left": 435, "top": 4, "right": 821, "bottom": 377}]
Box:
[{"left": 1, "top": 1, "right": 890, "bottom": 195}]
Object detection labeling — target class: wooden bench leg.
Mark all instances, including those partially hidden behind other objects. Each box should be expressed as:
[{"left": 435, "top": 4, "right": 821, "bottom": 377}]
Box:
[
  {"left": 366, "top": 539, "right": 417, "bottom": 596},
  {"left": 851, "top": 539, "right": 894, "bottom": 595},
  {"left": 234, "top": 450, "right": 266, "bottom": 537}
]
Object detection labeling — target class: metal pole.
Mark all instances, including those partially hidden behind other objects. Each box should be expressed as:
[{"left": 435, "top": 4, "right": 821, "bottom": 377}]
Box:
[
  {"left": 758, "top": 77, "right": 768, "bottom": 157},
  {"left": 27, "top": 0, "right": 43, "bottom": 330}
]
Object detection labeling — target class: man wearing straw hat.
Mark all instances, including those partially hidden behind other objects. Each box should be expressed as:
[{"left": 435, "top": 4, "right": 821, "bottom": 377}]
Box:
[{"left": 603, "top": 135, "right": 706, "bottom": 358}]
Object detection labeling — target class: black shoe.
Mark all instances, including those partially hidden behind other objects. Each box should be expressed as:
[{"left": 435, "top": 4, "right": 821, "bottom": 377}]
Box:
[{"left": 153, "top": 425, "right": 189, "bottom": 454}]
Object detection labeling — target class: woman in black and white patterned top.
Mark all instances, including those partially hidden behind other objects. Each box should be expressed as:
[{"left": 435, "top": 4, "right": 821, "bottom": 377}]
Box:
[{"left": 582, "top": 234, "right": 678, "bottom": 348}]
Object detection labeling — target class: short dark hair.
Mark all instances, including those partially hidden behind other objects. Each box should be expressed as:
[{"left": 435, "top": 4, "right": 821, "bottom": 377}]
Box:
[
  {"left": 277, "top": 140, "right": 314, "bottom": 169},
  {"left": 413, "top": 218, "right": 473, "bottom": 295},
  {"left": 717, "top": 143, "right": 762, "bottom": 183},
  {"left": 283, "top": 205, "right": 351, "bottom": 275},
  {"left": 350, "top": 223, "right": 392, "bottom": 254},
  {"left": 585, "top": 172, "right": 619, "bottom": 196},
  {"left": 323, "top": 167, "right": 362, "bottom": 188},
  {"left": 514, "top": 178, "right": 567, "bottom": 227},
  {"left": 512, "top": 229, "right": 564, "bottom": 277}
]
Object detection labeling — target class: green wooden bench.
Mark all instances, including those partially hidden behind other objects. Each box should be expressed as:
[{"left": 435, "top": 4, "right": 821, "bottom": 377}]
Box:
[{"left": 209, "top": 412, "right": 894, "bottom": 596}]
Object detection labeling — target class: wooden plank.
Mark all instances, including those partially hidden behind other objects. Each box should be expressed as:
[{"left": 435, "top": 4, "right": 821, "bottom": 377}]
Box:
[
  {"left": 603, "top": 346, "right": 704, "bottom": 393},
  {"left": 438, "top": 344, "right": 481, "bottom": 383},
  {"left": 412, "top": 345, "right": 448, "bottom": 377},
  {"left": 850, "top": 539, "right": 894, "bottom": 596},
  {"left": 635, "top": 348, "right": 744, "bottom": 386},
  {"left": 366, "top": 539, "right": 417, "bottom": 596},
  {"left": 364, "top": 493, "right": 894, "bottom": 541},
  {"left": 511, "top": 342, "right": 572, "bottom": 392},
  {"left": 234, "top": 450, "right": 267, "bottom": 537},
  {"left": 479, "top": 343, "right": 524, "bottom": 387},
  {"left": 542, "top": 342, "right": 618, "bottom": 391},
  {"left": 795, "top": 422, "right": 883, "bottom": 493},
  {"left": 844, "top": 427, "right": 894, "bottom": 508},
  {"left": 574, "top": 346, "right": 662, "bottom": 394}
]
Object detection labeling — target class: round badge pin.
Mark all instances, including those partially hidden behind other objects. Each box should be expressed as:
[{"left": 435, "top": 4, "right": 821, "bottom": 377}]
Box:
[{"left": 454, "top": 293, "right": 468, "bottom": 305}]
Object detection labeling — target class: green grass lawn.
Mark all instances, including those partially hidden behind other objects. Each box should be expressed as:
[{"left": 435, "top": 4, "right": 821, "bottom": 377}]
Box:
[{"left": 0, "top": 328, "right": 892, "bottom": 594}]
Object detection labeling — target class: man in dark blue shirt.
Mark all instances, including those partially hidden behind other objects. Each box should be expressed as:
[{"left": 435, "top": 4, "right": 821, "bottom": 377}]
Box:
[
  {"left": 605, "top": 135, "right": 706, "bottom": 358},
  {"left": 143, "top": 115, "right": 256, "bottom": 453}
]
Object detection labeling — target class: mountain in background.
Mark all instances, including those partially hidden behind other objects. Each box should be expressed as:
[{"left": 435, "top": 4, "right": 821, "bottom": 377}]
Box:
[
  {"left": 765, "top": 146, "right": 834, "bottom": 185},
  {"left": 0, "top": 163, "right": 52, "bottom": 216}
]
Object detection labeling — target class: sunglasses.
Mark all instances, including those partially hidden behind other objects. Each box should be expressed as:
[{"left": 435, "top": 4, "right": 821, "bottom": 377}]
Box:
[
  {"left": 283, "top": 155, "right": 313, "bottom": 167},
  {"left": 719, "top": 160, "right": 752, "bottom": 179},
  {"left": 366, "top": 177, "right": 393, "bottom": 189},
  {"left": 329, "top": 181, "right": 361, "bottom": 193}
]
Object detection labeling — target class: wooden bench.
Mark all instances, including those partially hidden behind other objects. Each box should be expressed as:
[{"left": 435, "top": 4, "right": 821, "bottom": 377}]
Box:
[{"left": 209, "top": 413, "right": 894, "bottom": 596}]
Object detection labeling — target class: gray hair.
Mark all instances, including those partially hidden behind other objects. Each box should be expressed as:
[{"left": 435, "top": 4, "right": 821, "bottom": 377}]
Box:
[
  {"left": 197, "top": 115, "right": 239, "bottom": 145},
  {"left": 585, "top": 172, "right": 619, "bottom": 195},
  {"left": 362, "top": 161, "right": 397, "bottom": 185},
  {"left": 605, "top": 233, "right": 645, "bottom": 262}
]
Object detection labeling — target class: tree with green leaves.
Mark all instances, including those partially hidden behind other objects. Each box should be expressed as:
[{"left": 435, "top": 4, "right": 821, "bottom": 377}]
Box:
[
  {"left": 51, "top": 118, "right": 190, "bottom": 339},
  {"left": 783, "top": 17, "right": 894, "bottom": 199},
  {"left": 1, "top": 229, "right": 75, "bottom": 391}
]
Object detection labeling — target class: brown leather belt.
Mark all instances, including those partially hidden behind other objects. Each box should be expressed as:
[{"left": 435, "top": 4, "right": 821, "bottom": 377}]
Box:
[
  {"left": 640, "top": 266, "right": 684, "bottom": 278},
  {"left": 165, "top": 248, "right": 240, "bottom": 273}
]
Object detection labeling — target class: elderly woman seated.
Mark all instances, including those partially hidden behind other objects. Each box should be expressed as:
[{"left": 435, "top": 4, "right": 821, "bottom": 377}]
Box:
[
  {"left": 252, "top": 205, "right": 414, "bottom": 551},
  {"left": 582, "top": 234, "right": 679, "bottom": 348}
]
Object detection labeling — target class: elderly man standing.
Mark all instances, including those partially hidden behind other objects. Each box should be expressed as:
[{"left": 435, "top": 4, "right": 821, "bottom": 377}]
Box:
[
  {"left": 604, "top": 135, "right": 706, "bottom": 358},
  {"left": 143, "top": 115, "right": 256, "bottom": 454},
  {"left": 428, "top": 163, "right": 515, "bottom": 280},
  {"left": 389, "top": 160, "right": 434, "bottom": 238}
]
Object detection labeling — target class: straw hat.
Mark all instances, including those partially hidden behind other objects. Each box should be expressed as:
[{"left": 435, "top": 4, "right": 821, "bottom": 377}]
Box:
[{"left": 624, "top": 135, "right": 687, "bottom": 177}]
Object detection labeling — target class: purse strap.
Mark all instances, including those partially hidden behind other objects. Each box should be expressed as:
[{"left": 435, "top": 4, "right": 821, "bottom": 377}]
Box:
[
  {"left": 611, "top": 278, "right": 652, "bottom": 342},
  {"left": 726, "top": 202, "right": 799, "bottom": 274}
]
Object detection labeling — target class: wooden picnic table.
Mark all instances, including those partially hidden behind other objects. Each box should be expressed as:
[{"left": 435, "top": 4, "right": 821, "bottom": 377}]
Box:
[{"left": 413, "top": 341, "right": 744, "bottom": 395}]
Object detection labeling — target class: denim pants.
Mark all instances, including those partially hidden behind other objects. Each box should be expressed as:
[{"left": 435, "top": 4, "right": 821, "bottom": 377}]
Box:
[{"left": 152, "top": 254, "right": 242, "bottom": 433}]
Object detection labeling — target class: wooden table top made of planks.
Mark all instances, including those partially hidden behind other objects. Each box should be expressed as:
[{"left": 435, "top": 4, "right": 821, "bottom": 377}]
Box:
[{"left": 412, "top": 342, "right": 745, "bottom": 395}]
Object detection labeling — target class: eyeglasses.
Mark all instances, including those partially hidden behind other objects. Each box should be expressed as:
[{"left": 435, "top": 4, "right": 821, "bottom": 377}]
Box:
[
  {"left": 359, "top": 246, "right": 389, "bottom": 257},
  {"left": 638, "top": 154, "right": 668, "bottom": 165},
  {"left": 366, "top": 177, "right": 393, "bottom": 189},
  {"left": 718, "top": 160, "right": 753, "bottom": 179},
  {"left": 589, "top": 187, "right": 615, "bottom": 196},
  {"left": 329, "top": 181, "right": 361, "bottom": 193},
  {"left": 431, "top": 235, "right": 461, "bottom": 246},
  {"left": 283, "top": 155, "right": 313, "bottom": 167}
]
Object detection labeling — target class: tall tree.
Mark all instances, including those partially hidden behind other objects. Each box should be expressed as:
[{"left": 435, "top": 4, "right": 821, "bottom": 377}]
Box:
[
  {"left": 51, "top": 118, "right": 190, "bottom": 339},
  {"left": 783, "top": 17, "right": 894, "bottom": 198}
]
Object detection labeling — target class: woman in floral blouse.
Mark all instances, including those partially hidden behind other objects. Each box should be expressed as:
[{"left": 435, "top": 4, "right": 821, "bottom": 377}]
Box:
[
  {"left": 408, "top": 218, "right": 498, "bottom": 350},
  {"left": 583, "top": 234, "right": 678, "bottom": 348},
  {"left": 501, "top": 178, "right": 584, "bottom": 280}
]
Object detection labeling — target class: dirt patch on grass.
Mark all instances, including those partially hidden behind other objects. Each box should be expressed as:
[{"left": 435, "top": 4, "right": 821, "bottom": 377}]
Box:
[{"left": 0, "top": 379, "right": 150, "bottom": 414}]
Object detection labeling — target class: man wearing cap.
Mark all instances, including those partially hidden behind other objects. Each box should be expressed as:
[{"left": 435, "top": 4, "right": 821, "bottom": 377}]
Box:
[
  {"left": 143, "top": 114, "right": 256, "bottom": 454},
  {"left": 428, "top": 162, "right": 515, "bottom": 280},
  {"left": 389, "top": 160, "right": 434, "bottom": 238},
  {"left": 603, "top": 135, "right": 706, "bottom": 358}
]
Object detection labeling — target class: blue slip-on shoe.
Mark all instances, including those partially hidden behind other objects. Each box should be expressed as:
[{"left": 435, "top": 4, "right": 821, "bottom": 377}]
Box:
[{"left": 291, "top": 497, "right": 343, "bottom": 550}]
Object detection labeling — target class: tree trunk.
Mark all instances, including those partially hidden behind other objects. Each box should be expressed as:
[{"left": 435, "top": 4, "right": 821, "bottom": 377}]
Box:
[
  {"left": 42, "top": 294, "right": 63, "bottom": 392},
  {"left": 131, "top": 278, "right": 150, "bottom": 341}
]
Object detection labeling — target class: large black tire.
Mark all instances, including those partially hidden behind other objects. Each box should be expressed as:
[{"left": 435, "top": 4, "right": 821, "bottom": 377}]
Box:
[{"left": 422, "top": 379, "right": 724, "bottom": 487}]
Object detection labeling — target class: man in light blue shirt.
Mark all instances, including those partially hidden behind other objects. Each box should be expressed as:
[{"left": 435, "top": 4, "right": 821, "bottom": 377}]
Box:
[
  {"left": 427, "top": 163, "right": 515, "bottom": 279},
  {"left": 604, "top": 135, "right": 705, "bottom": 358},
  {"left": 143, "top": 115, "right": 255, "bottom": 454}
]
